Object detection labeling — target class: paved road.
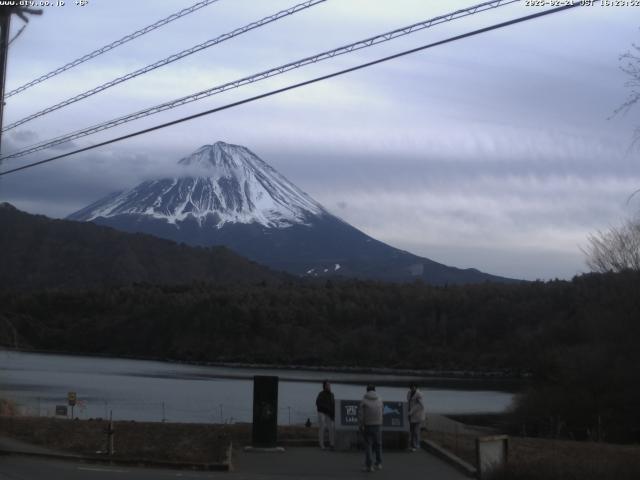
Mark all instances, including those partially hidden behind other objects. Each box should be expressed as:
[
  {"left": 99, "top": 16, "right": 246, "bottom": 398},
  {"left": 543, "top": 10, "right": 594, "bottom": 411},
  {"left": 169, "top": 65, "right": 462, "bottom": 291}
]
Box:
[
  {"left": 233, "top": 447, "right": 469, "bottom": 479},
  {"left": 0, "top": 436, "right": 74, "bottom": 457},
  {"left": 0, "top": 447, "right": 468, "bottom": 480}
]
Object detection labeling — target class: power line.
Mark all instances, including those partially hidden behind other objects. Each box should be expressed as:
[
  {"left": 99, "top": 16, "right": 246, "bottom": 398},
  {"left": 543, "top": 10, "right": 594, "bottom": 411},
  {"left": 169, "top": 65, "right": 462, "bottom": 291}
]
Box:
[
  {"left": 8, "top": 24, "right": 26, "bottom": 46},
  {"left": 2, "top": 0, "right": 326, "bottom": 133},
  {"left": 1, "top": 0, "right": 521, "bottom": 161},
  {"left": 0, "top": 3, "right": 581, "bottom": 178},
  {"left": 3, "top": 0, "right": 220, "bottom": 99}
]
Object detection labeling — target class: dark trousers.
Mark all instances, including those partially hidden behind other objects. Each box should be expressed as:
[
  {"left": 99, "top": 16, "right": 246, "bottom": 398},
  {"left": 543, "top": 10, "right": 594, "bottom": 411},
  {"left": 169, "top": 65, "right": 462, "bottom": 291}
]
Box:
[
  {"left": 410, "top": 421, "right": 421, "bottom": 448},
  {"left": 363, "top": 425, "right": 382, "bottom": 468}
]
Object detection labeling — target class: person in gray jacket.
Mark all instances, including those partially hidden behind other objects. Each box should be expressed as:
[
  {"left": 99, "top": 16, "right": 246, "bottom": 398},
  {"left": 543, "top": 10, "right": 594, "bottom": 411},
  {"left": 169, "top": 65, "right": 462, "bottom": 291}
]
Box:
[
  {"left": 358, "top": 384, "right": 383, "bottom": 472},
  {"left": 407, "top": 383, "right": 425, "bottom": 451}
]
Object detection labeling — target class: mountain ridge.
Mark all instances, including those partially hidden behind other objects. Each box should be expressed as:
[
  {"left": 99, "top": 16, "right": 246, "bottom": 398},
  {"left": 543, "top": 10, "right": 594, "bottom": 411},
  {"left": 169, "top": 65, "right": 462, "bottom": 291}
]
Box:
[
  {"left": 68, "top": 141, "right": 517, "bottom": 285},
  {"left": 0, "top": 202, "right": 282, "bottom": 290}
]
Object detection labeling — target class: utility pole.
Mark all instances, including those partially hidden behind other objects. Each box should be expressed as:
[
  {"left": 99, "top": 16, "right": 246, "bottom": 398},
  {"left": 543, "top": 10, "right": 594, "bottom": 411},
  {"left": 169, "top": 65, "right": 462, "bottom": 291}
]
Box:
[
  {"left": 0, "top": 6, "right": 42, "bottom": 156},
  {"left": 0, "top": 7, "right": 11, "bottom": 155}
]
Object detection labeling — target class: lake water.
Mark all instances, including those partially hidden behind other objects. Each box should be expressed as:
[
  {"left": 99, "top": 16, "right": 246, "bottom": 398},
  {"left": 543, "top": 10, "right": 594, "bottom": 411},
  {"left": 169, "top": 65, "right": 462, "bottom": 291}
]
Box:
[{"left": 0, "top": 350, "right": 516, "bottom": 424}]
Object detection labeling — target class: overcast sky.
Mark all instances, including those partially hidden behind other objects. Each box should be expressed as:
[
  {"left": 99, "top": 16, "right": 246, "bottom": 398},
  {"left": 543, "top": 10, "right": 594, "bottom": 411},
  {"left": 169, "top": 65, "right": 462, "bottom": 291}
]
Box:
[{"left": 1, "top": 0, "right": 639, "bottom": 280}]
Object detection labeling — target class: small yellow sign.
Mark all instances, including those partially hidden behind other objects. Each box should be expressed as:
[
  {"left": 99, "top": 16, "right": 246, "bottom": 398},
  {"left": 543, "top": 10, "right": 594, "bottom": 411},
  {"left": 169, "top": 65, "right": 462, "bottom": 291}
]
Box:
[{"left": 67, "top": 391, "right": 77, "bottom": 406}]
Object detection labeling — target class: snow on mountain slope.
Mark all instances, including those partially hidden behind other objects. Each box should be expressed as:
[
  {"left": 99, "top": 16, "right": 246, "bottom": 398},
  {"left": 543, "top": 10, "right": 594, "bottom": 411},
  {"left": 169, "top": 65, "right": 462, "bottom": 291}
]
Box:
[
  {"left": 68, "top": 141, "right": 516, "bottom": 284},
  {"left": 69, "top": 141, "right": 325, "bottom": 228}
]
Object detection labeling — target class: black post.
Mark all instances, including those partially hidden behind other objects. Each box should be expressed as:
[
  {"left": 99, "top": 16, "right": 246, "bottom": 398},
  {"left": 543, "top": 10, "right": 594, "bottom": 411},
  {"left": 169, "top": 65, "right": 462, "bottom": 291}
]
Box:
[
  {"left": 0, "top": 8, "right": 11, "bottom": 155},
  {"left": 252, "top": 375, "right": 278, "bottom": 447},
  {"left": 107, "top": 410, "right": 115, "bottom": 455}
]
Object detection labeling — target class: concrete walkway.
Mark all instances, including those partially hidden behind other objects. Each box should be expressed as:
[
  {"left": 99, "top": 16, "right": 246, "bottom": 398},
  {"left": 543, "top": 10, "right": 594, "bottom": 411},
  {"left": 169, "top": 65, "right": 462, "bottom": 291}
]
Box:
[{"left": 232, "top": 447, "right": 470, "bottom": 479}]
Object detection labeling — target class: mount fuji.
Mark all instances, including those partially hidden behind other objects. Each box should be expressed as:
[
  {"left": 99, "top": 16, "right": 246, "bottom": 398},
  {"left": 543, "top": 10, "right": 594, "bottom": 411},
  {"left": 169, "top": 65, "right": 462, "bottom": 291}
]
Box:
[{"left": 68, "top": 141, "right": 512, "bottom": 284}]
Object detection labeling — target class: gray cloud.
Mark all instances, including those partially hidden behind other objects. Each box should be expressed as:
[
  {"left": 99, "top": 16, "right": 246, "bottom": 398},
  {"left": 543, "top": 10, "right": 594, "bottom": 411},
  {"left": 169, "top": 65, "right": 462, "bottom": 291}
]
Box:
[
  {"left": 9, "top": 129, "right": 38, "bottom": 143},
  {"left": 48, "top": 140, "right": 80, "bottom": 151}
]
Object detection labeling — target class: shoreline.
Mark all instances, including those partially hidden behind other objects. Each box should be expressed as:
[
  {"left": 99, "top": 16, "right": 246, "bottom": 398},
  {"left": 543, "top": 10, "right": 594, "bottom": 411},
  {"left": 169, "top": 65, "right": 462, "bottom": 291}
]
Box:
[{"left": 1, "top": 347, "right": 526, "bottom": 390}]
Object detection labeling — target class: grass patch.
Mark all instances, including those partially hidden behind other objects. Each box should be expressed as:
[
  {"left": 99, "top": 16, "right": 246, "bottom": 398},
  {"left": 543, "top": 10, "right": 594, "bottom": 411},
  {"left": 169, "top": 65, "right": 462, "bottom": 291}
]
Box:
[
  {"left": 0, "top": 416, "right": 317, "bottom": 464},
  {"left": 0, "top": 399, "right": 18, "bottom": 416},
  {"left": 426, "top": 427, "right": 640, "bottom": 480},
  {"left": 493, "top": 437, "right": 640, "bottom": 480}
]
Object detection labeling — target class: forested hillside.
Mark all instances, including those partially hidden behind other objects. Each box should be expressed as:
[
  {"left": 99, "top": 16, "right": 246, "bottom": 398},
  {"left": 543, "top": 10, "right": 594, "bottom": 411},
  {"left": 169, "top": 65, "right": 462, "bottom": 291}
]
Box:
[
  {"left": 0, "top": 203, "right": 281, "bottom": 289},
  {"left": 1, "top": 272, "right": 637, "bottom": 371}
]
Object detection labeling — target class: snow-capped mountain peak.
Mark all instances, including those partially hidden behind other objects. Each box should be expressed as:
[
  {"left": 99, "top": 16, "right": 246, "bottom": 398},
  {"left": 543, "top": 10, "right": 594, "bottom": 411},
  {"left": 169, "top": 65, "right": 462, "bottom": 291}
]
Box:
[
  {"left": 69, "top": 141, "right": 325, "bottom": 228},
  {"left": 68, "top": 141, "right": 514, "bottom": 285}
]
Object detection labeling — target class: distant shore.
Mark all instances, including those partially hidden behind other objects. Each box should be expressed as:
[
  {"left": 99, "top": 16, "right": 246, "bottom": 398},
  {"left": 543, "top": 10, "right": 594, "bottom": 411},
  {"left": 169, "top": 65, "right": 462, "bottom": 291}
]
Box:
[{"left": 1, "top": 347, "right": 526, "bottom": 391}]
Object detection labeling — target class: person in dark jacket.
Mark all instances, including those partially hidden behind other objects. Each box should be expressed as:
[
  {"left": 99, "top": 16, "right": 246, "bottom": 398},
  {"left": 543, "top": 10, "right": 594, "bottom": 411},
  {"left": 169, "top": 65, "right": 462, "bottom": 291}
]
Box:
[{"left": 315, "top": 380, "right": 335, "bottom": 449}]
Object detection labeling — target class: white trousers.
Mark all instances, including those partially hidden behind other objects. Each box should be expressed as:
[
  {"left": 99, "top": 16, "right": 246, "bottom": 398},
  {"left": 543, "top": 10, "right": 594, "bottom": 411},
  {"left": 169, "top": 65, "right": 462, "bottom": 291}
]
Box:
[{"left": 318, "top": 412, "right": 335, "bottom": 448}]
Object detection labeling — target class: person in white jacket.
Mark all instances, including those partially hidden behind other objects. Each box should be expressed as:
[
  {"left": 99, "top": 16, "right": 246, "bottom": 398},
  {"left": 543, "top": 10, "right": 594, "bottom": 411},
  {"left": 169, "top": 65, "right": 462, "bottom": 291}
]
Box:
[
  {"left": 407, "top": 383, "right": 425, "bottom": 451},
  {"left": 358, "top": 384, "right": 383, "bottom": 472}
]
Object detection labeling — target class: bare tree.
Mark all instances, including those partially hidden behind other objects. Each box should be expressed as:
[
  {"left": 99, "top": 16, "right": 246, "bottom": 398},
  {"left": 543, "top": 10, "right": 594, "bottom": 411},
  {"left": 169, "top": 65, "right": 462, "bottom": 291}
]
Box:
[
  {"left": 615, "top": 40, "right": 640, "bottom": 118},
  {"left": 613, "top": 37, "right": 640, "bottom": 149},
  {"left": 584, "top": 218, "right": 640, "bottom": 272},
  {"left": 584, "top": 37, "right": 640, "bottom": 273}
]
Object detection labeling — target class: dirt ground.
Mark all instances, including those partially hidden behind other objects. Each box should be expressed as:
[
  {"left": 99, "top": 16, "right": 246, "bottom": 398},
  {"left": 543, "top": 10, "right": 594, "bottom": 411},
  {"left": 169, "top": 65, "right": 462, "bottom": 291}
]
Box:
[
  {"left": 426, "top": 428, "right": 640, "bottom": 480},
  {"left": 0, "top": 416, "right": 317, "bottom": 464},
  {"left": 4, "top": 415, "right": 639, "bottom": 477}
]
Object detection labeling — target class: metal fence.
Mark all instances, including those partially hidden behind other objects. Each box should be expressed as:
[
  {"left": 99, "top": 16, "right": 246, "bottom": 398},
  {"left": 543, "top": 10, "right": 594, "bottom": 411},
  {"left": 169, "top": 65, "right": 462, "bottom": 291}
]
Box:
[{"left": 6, "top": 396, "right": 317, "bottom": 426}]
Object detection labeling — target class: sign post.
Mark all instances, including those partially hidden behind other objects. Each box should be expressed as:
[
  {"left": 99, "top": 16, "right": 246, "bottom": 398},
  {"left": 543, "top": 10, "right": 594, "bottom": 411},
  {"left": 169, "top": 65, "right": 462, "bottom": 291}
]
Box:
[{"left": 67, "top": 391, "right": 77, "bottom": 419}]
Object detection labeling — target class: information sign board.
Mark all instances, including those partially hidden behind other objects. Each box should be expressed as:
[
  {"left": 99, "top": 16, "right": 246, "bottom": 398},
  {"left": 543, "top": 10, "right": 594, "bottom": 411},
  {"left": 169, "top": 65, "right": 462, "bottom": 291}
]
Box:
[
  {"left": 336, "top": 399, "right": 407, "bottom": 431},
  {"left": 382, "top": 401, "right": 404, "bottom": 428}
]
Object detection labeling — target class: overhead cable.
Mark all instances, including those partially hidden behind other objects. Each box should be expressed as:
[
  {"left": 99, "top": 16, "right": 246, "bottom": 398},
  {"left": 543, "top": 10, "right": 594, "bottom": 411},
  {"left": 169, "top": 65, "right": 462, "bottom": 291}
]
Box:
[
  {"left": 2, "top": 0, "right": 326, "bottom": 132},
  {"left": 0, "top": 3, "right": 581, "bottom": 177},
  {"left": 1, "top": 0, "right": 521, "bottom": 159},
  {"left": 4, "top": 0, "right": 221, "bottom": 99}
]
